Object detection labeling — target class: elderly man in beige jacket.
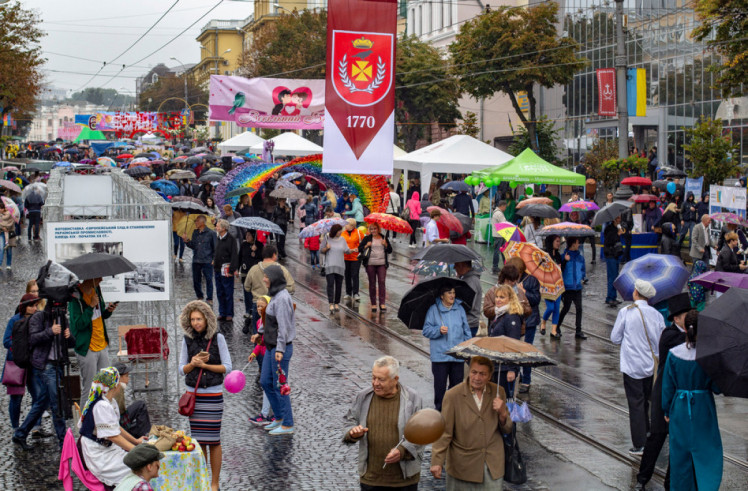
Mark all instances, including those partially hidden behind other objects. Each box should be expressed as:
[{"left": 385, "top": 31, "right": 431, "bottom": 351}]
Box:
[{"left": 430, "top": 356, "right": 513, "bottom": 490}]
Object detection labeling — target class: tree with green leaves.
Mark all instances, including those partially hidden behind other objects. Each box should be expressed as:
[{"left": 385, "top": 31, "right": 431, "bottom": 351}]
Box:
[
  {"left": 693, "top": 0, "right": 747, "bottom": 97},
  {"left": 0, "top": 2, "right": 44, "bottom": 125},
  {"left": 507, "top": 116, "right": 561, "bottom": 165},
  {"left": 583, "top": 138, "right": 621, "bottom": 189},
  {"left": 449, "top": 3, "right": 585, "bottom": 153},
  {"left": 684, "top": 117, "right": 739, "bottom": 185},
  {"left": 396, "top": 35, "right": 461, "bottom": 151},
  {"left": 458, "top": 111, "right": 480, "bottom": 139}
]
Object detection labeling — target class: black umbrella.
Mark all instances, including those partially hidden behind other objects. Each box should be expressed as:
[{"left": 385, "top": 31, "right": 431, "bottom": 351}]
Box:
[
  {"left": 185, "top": 156, "right": 203, "bottom": 166},
  {"left": 591, "top": 201, "right": 633, "bottom": 227},
  {"left": 398, "top": 277, "right": 476, "bottom": 330},
  {"left": 450, "top": 213, "right": 473, "bottom": 240},
  {"left": 124, "top": 167, "right": 151, "bottom": 177},
  {"left": 225, "top": 186, "right": 256, "bottom": 199},
  {"left": 516, "top": 204, "right": 560, "bottom": 219},
  {"left": 697, "top": 288, "right": 748, "bottom": 398},
  {"left": 662, "top": 167, "right": 686, "bottom": 179},
  {"left": 440, "top": 181, "right": 470, "bottom": 193},
  {"left": 412, "top": 244, "right": 482, "bottom": 264},
  {"left": 61, "top": 253, "right": 136, "bottom": 281},
  {"left": 199, "top": 173, "right": 223, "bottom": 183}
]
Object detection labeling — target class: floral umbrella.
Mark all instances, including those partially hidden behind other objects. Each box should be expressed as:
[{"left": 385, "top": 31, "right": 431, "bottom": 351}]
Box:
[
  {"left": 537, "top": 221, "right": 595, "bottom": 237},
  {"left": 96, "top": 157, "right": 116, "bottom": 167},
  {"left": 412, "top": 260, "right": 485, "bottom": 279},
  {"left": 558, "top": 200, "right": 600, "bottom": 213},
  {"left": 426, "top": 206, "right": 463, "bottom": 233},
  {"left": 298, "top": 218, "right": 348, "bottom": 238},
  {"left": 364, "top": 213, "right": 413, "bottom": 234},
  {"left": 709, "top": 212, "right": 744, "bottom": 226},
  {"left": 515, "top": 197, "right": 552, "bottom": 209},
  {"left": 493, "top": 223, "right": 526, "bottom": 242},
  {"left": 503, "top": 241, "right": 565, "bottom": 300},
  {"left": 0, "top": 179, "right": 22, "bottom": 194},
  {"left": 2, "top": 196, "right": 21, "bottom": 223}
]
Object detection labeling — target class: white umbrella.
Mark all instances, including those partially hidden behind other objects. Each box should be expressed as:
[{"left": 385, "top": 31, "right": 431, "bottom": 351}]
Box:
[{"left": 22, "top": 182, "right": 48, "bottom": 202}]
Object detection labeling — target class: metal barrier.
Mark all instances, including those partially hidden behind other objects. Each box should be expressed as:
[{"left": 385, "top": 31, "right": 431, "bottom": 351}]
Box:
[{"left": 44, "top": 169, "right": 179, "bottom": 393}]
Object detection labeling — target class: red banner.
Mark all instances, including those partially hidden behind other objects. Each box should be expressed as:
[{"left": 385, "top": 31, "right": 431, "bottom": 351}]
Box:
[
  {"left": 596, "top": 68, "right": 617, "bottom": 117},
  {"left": 323, "top": 0, "right": 397, "bottom": 175}
]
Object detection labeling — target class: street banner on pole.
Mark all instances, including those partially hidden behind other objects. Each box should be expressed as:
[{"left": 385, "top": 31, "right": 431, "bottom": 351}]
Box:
[
  {"left": 209, "top": 76, "right": 325, "bottom": 129},
  {"left": 596, "top": 68, "right": 616, "bottom": 117},
  {"left": 323, "top": 0, "right": 397, "bottom": 175},
  {"left": 685, "top": 176, "right": 703, "bottom": 201}
]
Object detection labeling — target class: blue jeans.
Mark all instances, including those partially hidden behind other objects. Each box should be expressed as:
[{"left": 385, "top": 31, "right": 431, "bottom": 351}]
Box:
[
  {"left": 9, "top": 374, "right": 40, "bottom": 430},
  {"left": 492, "top": 237, "right": 506, "bottom": 270},
  {"left": 27, "top": 211, "right": 41, "bottom": 240},
  {"left": 172, "top": 231, "right": 185, "bottom": 258},
  {"left": 0, "top": 233, "right": 11, "bottom": 267},
  {"left": 606, "top": 257, "right": 620, "bottom": 302},
  {"left": 678, "top": 221, "right": 695, "bottom": 246},
  {"left": 214, "top": 272, "right": 234, "bottom": 317},
  {"left": 15, "top": 364, "right": 67, "bottom": 444},
  {"left": 543, "top": 298, "right": 562, "bottom": 325},
  {"left": 522, "top": 326, "right": 537, "bottom": 385},
  {"left": 309, "top": 250, "right": 319, "bottom": 266},
  {"left": 192, "top": 262, "right": 213, "bottom": 301},
  {"left": 260, "top": 345, "right": 294, "bottom": 427}
]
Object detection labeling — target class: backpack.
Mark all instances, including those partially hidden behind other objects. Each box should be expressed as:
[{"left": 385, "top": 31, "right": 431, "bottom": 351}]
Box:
[{"left": 11, "top": 314, "right": 34, "bottom": 369}]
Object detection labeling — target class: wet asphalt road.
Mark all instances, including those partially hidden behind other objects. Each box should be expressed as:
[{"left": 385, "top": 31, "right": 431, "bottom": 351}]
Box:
[{"left": 0, "top": 227, "right": 746, "bottom": 490}]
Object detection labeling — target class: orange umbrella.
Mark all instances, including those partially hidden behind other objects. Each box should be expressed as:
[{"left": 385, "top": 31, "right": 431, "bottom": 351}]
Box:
[
  {"left": 515, "top": 197, "right": 552, "bottom": 209},
  {"left": 364, "top": 213, "right": 413, "bottom": 234},
  {"left": 426, "top": 206, "right": 463, "bottom": 233},
  {"left": 503, "top": 241, "right": 565, "bottom": 300}
]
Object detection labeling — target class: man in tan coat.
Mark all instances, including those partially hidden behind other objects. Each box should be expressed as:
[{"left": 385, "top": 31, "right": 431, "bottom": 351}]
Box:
[{"left": 430, "top": 356, "right": 513, "bottom": 489}]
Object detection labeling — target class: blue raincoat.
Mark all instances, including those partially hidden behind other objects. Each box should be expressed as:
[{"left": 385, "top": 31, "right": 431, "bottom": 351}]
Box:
[{"left": 422, "top": 298, "right": 471, "bottom": 362}]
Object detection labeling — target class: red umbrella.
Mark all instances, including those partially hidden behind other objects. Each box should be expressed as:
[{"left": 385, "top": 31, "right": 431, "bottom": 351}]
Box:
[
  {"left": 621, "top": 176, "right": 652, "bottom": 187},
  {"left": 364, "top": 213, "right": 413, "bottom": 234},
  {"left": 629, "top": 194, "right": 659, "bottom": 203},
  {"left": 426, "top": 206, "right": 463, "bottom": 233},
  {"left": 116, "top": 153, "right": 134, "bottom": 159}
]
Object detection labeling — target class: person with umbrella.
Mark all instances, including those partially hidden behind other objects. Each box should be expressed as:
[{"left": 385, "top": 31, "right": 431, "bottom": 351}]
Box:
[
  {"left": 271, "top": 198, "right": 291, "bottom": 259},
  {"left": 662, "top": 310, "right": 723, "bottom": 490},
  {"left": 0, "top": 199, "right": 15, "bottom": 269},
  {"left": 504, "top": 257, "right": 541, "bottom": 394},
  {"left": 358, "top": 222, "right": 392, "bottom": 313},
  {"left": 451, "top": 189, "right": 474, "bottom": 218},
  {"left": 488, "top": 284, "right": 525, "bottom": 397},
  {"left": 603, "top": 216, "right": 625, "bottom": 307},
  {"left": 183, "top": 215, "right": 218, "bottom": 306},
  {"left": 24, "top": 186, "right": 44, "bottom": 242},
  {"left": 635, "top": 292, "right": 692, "bottom": 490},
  {"left": 610, "top": 280, "right": 665, "bottom": 456},
  {"left": 430, "top": 356, "right": 513, "bottom": 488},
  {"left": 556, "top": 237, "right": 588, "bottom": 340},
  {"left": 490, "top": 200, "right": 509, "bottom": 273},
  {"left": 454, "top": 260, "right": 482, "bottom": 337},
  {"left": 68, "top": 277, "right": 119, "bottom": 409},
  {"left": 404, "top": 191, "right": 422, "bottom": 248},
  {"left": 342, "top": 219, "right": 364, "bottom": 303},
  {"left": 715, "top": 232, "right": 747, "bottom": 292},
  {"left": 541, "top": 235, "right": 564, "bottom": 338},
  {"left": 422, "top": 284, "right": 472, "bottom": 410}
]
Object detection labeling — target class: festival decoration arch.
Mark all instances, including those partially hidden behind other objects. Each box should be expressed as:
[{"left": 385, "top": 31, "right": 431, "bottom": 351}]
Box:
[{"left": 215, "top": 154, "right": 390, "bottom": 213}]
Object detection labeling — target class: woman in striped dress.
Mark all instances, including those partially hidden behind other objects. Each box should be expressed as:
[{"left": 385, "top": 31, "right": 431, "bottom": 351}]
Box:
[{"left": 179, "top": 300, "right": 232, "bottom": 491}]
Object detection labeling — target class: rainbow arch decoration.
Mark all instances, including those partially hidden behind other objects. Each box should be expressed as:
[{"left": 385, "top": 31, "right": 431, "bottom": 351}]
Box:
[{"left": 215, "top": 154, "right": 390, "bottom": 212}]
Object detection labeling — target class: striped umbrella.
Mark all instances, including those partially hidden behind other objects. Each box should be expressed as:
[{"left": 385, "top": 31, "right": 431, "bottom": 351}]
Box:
[
  {"left": 503, "top": 241, "right": 565, "bottom": 300},
  {"left": 613, "top": 254, "right": 690, "bottom": 305}
]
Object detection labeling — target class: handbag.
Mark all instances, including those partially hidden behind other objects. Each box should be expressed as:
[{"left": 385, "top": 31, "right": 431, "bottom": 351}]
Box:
[
  {"left": 400, "top": 206, "right": 410, "bottom": 221},
  {"left": 178, "top": 337, "right": 212, "bottom": 417},
  {"left": 1, "top": 360, "right": 26, "bottom": 386},
  {"left": 503, "top": 425, "right": 527, "bottom": 484}
]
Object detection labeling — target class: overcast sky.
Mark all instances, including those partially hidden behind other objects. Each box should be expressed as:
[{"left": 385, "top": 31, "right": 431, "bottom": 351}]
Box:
[{"left": 27, "top": 0, "right": 254, "bottom": 95}]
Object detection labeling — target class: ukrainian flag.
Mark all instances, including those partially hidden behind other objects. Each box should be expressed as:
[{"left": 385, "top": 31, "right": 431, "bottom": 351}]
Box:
[{"left": 627, "top": 68, "right": 646, "bottom": 117}]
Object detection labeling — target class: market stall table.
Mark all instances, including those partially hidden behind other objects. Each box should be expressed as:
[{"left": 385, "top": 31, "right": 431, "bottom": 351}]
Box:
[
  {"left": 150, "top": 445, "right": 211, "bottom": 490},
  {"left": 599, "top": 231, "right": 659, "bottom": 260}
]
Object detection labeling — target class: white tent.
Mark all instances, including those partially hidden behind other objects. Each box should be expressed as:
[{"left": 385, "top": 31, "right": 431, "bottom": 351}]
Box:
[
  {"left": 394, "top": 135, "right": 514, "bottom": 196},
  {"left": 249, "top": 132, "right": 322, "bottom": 158},
  {"left": 218, "top": 131, "right": 265, "bottom": 154}
]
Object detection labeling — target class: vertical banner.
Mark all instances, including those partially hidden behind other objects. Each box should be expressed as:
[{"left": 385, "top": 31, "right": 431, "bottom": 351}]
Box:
[
  {"left": 323, "top": 0, "right": 397, "bottom": 175},
  {"left": 685, "top": 176, "right": 703, "bottom": 201},
  {"left": 596, "top": 68, "right": 616, "bottom": 117},
  {"left": 626, "top": 68, "right": 646, "bottom": 117}
]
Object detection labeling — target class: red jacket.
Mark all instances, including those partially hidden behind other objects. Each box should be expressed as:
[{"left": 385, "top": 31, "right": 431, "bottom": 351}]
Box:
[{"left": 304, "top": 236, "right": 320, "bottom": 251}]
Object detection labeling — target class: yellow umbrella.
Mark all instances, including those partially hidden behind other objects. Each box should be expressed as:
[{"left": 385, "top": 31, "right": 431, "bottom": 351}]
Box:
[{"left": 175, "top": 213, "right": 215, "bottom": 240}]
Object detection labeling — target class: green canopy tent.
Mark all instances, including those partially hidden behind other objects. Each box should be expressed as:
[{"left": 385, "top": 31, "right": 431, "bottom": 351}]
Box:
[
  {"left": 467, "top": 148, "right": 585, "bottom": 187},
  {"left": 74, "top": 126, "right": 107, "bottom": 143}
]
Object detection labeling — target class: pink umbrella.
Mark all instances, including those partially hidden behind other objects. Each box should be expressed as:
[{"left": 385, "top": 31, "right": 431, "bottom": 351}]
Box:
[
  {"left": 0, "top": 179, "right": 22, "bottom": 194},
  {"left": 1, "top": 196, "right": 20, "bottom": 223},
  {"left": 559, "top": 200, "right": 600, "bottom": 213},
  {"left": 494, "top": 223, "right": 527, "bottom": 243},
  {"left": 709, "top": 212, "right": 744, "bottom": 226}
]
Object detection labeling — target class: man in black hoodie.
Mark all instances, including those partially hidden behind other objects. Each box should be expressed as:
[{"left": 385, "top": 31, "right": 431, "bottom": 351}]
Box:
[
  {"left": 635, "top": 292, "right": 691, "bottom": 490},
  {"left": 678, "top": 192, "right": 697, "bottom": 248},
  {"left": 213, "top": 219, "right": 239, "bottom": 322}
]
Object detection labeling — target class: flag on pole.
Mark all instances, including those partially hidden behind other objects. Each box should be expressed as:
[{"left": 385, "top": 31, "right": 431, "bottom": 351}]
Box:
[{"left": 627, "top": 68, "right": 646, "bottom": 117}]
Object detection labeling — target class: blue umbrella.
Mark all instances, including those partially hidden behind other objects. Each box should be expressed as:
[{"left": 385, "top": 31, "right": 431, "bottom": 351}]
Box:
[
  {"left": 54, "top": 162, "right": 72, "bottom": 168},
  {"left": 232, "top": 216, "right": 285, "bottom": 235},
  {"left": 150, "top": 180, "right": 180, "bottom": 196},
  {"left": 232, "top": 156, "right": 244, "bottom": 163},
  {"left": 440, "top": 180, "right": 470, "bottom": 193},
  {"left": 613, "top": 254, "right": 690, "bottom": 305},
  {"left": 282, "top": 172, "right": 303, "bottom": 180}
]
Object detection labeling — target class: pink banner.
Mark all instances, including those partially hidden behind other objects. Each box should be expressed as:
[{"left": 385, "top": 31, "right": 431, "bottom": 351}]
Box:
[{"left": 209, "top": 76, "right": 325, "bottom": 129}]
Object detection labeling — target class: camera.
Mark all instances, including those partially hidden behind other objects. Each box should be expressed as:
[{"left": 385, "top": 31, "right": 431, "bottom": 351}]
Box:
[{"left": 36, "top": 260, "right": 80, "bottom": 303}]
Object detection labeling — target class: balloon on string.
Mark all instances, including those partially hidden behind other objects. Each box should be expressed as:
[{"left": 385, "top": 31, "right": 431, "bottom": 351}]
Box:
[
  {"left": 403, "top": 408, "right": 446, "bottom": 445},
  {"left": 224, "top": 370, "right": 246, "bottom": 393},
  {"left": 510, "top": 181, "right": 518, "bottom": 189},
  {"left": 666, "top": 181, "right": 676, "bottom": 194}
]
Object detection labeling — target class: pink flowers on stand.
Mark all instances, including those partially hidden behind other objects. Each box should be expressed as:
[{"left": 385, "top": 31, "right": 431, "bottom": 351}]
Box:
[{"left": 277, "top": 363, "right": 291, "bottom": 396}]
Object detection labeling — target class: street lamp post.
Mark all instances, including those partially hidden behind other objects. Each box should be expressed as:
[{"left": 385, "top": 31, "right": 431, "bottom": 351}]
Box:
[
  {"left": 170, "top": 57, "right": 189, "bottom": 110},
  {"left": 614, "top": 0, "right": 629, "bottom": 160}
]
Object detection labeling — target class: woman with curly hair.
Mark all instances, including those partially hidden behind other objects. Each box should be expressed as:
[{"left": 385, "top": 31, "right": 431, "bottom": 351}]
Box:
[{"left": 179, "top": 300, "right": 232, "bottom": 491}]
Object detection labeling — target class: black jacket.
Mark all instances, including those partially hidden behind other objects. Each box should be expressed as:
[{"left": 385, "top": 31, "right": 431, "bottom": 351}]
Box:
[
  {"left": 650, "top": 323, "right": 686, "bottom": 434},
  {"left": 272, "top": 205, "right": 290, "bottom": 230},
  {"left": 603, "top": 223, "right": 621, "bottom": 257},
  {"left": 213, "top": 232, "right": 239, "bottom": 273},
  {"left": 184, "top": 333, "right": 224, "bottom": 388},
  {"left": 28, "top": 310, "right": 72, "bottom": 370},
  {"left": 716, "top": 244, "right": 741, "bottom": 272},
  {"left": 696, "top": 197, "right": 710, "bottom": 222},
  {"left": 239, "top": 240, "right": 263, "bottom": 276},
  {"left": 681, "top": 194, "right": 697, "bottom": 222},
  {"left": 358, "top": 235, "right": 393, "bottom": 268},
  {"left": 519, "top": 273, "right": 541, "bottom": 328}
]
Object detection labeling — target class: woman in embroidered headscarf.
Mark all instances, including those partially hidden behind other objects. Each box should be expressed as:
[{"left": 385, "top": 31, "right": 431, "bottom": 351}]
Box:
[{"left": 78, "top": 366, "right": 145, "bottom": 487}]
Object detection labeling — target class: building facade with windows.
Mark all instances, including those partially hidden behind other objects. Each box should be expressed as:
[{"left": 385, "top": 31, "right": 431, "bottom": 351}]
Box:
[{"left": 558, "top": 0, "right": 747, "bottom": 168}]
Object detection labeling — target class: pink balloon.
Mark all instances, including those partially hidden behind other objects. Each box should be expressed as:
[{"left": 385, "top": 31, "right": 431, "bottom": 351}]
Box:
[{"left": 224, "top": 370, "right": 246, "bottom": 393}]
